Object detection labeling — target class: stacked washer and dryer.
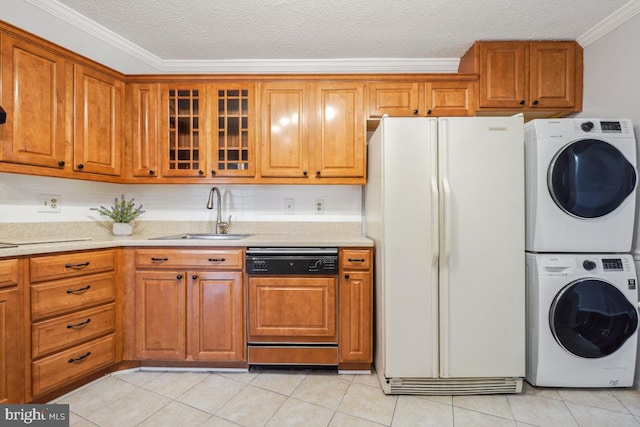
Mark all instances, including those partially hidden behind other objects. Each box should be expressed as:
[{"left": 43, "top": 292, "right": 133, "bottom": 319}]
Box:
[{"left": 525, "top": 118, "right": 640, "bottom": 388}]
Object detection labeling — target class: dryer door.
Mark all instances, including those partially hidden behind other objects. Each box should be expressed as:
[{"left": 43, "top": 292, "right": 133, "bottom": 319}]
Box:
[
  {"left": 550, "top": 279, "right": 638, "bottom": 358},
  {"left": 548, "top": 139, "right": 636, "bottom": 218}
]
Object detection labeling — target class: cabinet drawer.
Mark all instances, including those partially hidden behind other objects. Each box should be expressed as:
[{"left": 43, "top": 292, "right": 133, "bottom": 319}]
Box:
[
  {"left": 0, "top": 259, "right": 19, "bottom": 288},
  {"left": 135, "top": 249, "right": 244, "bottom": 270},
  {"left": 340, "top": 249, "right": 372, "bottom": 270},
  {"left": 31, "top": 334, "right": 116, "bottom": 397},
  {"left": 31, "top": 272, "right": 115, "bottom": 320},
  {"left": 30, "top": 250, "right": 116, "bottom": 283},
  {"left": 32, "top": 303, "right": 116, "bottom": 358}
]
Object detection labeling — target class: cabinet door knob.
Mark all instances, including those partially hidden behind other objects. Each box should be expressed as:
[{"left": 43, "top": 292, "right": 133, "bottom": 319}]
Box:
[
  {"left": 192, "top": 274, "right": 198, "bottom": 280},
  {"left": 316, "top": 170, "right": 321, "bottom": 176},
  {"left": 149, "top": 170, "right": 155, "bottom": 175},
  {"left": 198, "top": 170, "right": 204, "bottom": 175},
  {"left": 532, "top": 100, "right": 539, "bottom": 105},
  {"left": 344, "top": 274, "right": 350, "bottom": 279},
  {"left": 426, "top": 109, "right": 432, "bottom": 115},
  {"left": 176, "top": 274, "right": 183, "bottom": 280},
  {"left": 302, "top": 170, "right": 308, "bottom": 176},
  {"left": 413, "top": 109, "right": 419, "bottom": 115},
  {"left": 77, "top": 163, "right": 84, "bottom": 169},
  {"left": 519, "top": 100, "right": 525, "bottom": 105},
  {"left": 58, "top": 160, "right": 65, "bottom": 167},
  {"left": 211, "top": 170, "right": 216, "bottom": 176}
]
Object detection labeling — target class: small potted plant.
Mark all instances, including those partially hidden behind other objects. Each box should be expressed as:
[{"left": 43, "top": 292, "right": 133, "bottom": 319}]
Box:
[{"left": 92, "top": 194, "right": 145, "bottom": 236}]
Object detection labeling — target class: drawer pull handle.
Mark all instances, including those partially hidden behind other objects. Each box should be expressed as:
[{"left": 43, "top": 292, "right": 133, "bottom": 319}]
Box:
[
  {"left": 68, "top": 352, "right": 91, "bottom": 363},
  {"left": 348, "top": 258, "right": 366, "bottom": 263},
  {"left": 67, "top": 318, "right": 91, "bottom": 329},
  {"left": 65, "top": 261, "right": 90, "bottom": 269},
  {"left": 176, "top": 274, "right": 183, "bottom": 280},
  {"left": 66, "top": 285, "right": 91, "bottom": 294},
  {"left": 151, "top": 257, "right": 169, "bottom": 262},
  {"left": 208, "top": 258, "right": 226, "bottom": 262}
]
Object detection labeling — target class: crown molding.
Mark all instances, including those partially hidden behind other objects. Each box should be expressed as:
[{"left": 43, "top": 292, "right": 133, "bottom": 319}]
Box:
[
  {"left": 22, "top": 0, "right": 165, "bottom": 70},
  {"left": 577, "top": 0, "right": 640, "bottom": 46},
  {"left": 161, "top": 58, "right": 461, "bottom": 74},
  {"left": 19, "top": 0, "right": 460, "bottom": 74},
  {"left": 15, "top": 0, "right": 640, "bottom": 74}
]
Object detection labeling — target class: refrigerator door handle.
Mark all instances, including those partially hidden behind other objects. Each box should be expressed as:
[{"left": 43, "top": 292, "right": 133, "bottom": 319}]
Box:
[
  {"left": 439, "top": 118, "right": 452, "bottom": 377},
  {"left": 430, "top": 122, "right": 440, "bottom": 266}
]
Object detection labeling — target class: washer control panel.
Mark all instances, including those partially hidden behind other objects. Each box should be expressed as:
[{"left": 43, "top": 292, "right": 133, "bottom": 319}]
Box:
[{"left": 602, "top": 258, "right": 625, "bottom": 271}]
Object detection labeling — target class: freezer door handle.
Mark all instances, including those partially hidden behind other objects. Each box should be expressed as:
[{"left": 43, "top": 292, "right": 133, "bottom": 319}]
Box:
[{"left": 430, "top": 121, "right": 440, "bottom": 267}]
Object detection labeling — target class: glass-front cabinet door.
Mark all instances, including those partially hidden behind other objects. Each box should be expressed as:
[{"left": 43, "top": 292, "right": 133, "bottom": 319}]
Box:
[
  {"left": 160, "top": 85, "right": 206, "bottom": 177},
  {"left": 210, "top": 84, "right": 255, "bottom": 177}
]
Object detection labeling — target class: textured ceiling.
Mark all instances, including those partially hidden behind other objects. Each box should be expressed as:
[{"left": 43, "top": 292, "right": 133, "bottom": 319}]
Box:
[{"left": 52, "top": 0, "right": 631, "bottom": 60}]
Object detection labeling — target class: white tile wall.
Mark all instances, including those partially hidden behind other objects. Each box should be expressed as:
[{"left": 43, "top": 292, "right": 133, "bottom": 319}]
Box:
[{"left": 0, "top": 173, "right": 363, "bottom": 223}]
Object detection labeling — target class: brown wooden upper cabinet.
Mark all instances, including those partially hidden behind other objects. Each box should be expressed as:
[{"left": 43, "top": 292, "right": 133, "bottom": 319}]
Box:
[
  {"left": 158, "top": 84, "right": 206, "bottom": 178},
  {"left": 74, "top": 65, "right": 124, "bottom": 176},
  {"left": 152, "top": 83, "right": 256, "bottom": 180},
  {"left": 260, "top": 81, "right": 365, "bottom": 183},
  {"left": 368, "top": 78, "right": 476, "bottom": 119},
  {"left": 127, "top": 83, "right": 159, "bottom": 178},
  {"left": 459, "top": 41, "right": 582, "bottom": 113},
  {"left": 0, "top": 34, "right": 71, "bottom": 170}
]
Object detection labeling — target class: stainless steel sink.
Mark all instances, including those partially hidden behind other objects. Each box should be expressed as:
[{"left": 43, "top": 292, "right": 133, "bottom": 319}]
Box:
[{"left": 149, "top": 233, "right": 251, "bottom": 240}]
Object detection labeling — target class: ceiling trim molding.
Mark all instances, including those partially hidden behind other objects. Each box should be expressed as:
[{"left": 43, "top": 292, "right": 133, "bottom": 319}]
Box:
[
  {"left": 20, "top": 0, "right": 639, "bottom": 74},
  {"left": 22, "top": 0, "right": 460, "bottom": 74},
  {"left": 161, "top": 58, "right": 461, "bottom": 74},
  {"left": 577, "top": 0, "right": 640, "bottom": 46},
  {"left": 23, "top": 0, "right": 165, "bottom": 70}
]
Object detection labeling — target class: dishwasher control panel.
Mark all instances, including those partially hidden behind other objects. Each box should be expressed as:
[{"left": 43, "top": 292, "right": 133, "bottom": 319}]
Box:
[{"left": 246, "top": 247, "right": 338, "bottom": 275}]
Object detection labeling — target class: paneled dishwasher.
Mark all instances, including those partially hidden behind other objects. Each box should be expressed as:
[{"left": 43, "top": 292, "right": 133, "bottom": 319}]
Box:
[{"left": 245, "top": 247, "right": 339, "bottom": 366}]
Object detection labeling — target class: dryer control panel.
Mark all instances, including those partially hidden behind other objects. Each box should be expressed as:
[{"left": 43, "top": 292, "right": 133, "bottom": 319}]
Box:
[{"left": 574, "top": 119, "right": 631, "bottom": 135}]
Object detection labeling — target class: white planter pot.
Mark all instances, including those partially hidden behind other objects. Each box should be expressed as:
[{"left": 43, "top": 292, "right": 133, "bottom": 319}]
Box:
[{"left": 112, "top": 222, "right": 133, "bottom": 236}]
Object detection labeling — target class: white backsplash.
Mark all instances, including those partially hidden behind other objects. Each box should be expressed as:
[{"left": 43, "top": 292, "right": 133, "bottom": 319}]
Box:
[{"left": 0, "top": 172, "right": 363, "bottom": 223}]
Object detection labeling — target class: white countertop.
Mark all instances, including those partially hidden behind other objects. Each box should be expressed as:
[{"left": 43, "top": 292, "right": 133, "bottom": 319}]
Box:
[{"left": 0, "top": 221, "right": 373, "bottom": 258}]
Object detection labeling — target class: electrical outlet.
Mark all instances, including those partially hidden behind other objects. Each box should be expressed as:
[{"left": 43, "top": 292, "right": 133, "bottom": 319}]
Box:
[
  {"left": 38, "top": 194, "right": 61, "bottom": 213},
  {"left": 314, "top": 199, "right": 324, "bottom": 214},
  {"left": 284, "top": 198, "right": 295, "bottom": 214}
]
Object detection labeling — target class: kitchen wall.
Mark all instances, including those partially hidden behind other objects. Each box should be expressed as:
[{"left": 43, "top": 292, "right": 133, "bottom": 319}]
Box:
[
  {"left": 580, "top": 11, "right": 640, "bottom": 129},
  {"left": 0, "top": 172, "right": 362, "bottom": 224},
  {"left": 579, "top": 10, "right": 640, "bottom": 388}
]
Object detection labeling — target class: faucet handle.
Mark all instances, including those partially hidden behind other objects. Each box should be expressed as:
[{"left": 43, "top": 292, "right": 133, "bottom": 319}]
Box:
[
  {"left": 218, "top": 223, "right": 229, "bottom": 235},
  {"left": 217, "top": 215, "right": 232, "bottom": 235}
]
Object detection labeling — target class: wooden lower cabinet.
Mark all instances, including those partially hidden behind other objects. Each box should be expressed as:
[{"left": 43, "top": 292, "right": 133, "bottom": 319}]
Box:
[
  {"left": 31, "top": 334, "right": 116, "bottom": 397},
  {"left": 133, "top": 249, "right": 245, "bottom": 364},
  {"left": 27, "top": 249, "right": 119, "bottom": 401},
  {"left": 0, "top": 259, "right": 21, "bottom": 403},
  {"left": 338, "top": 248, "right": 373, "bottom": 370}
]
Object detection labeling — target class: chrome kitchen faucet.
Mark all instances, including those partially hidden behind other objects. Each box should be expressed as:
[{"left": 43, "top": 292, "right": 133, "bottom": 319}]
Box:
[{"left": 206, "top": 187, "right": 230, "bottom": 234}]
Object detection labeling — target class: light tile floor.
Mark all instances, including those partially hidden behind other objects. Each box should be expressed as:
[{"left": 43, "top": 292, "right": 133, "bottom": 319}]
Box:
[{"left": 53, "top": 368, "right": 640, "bottom": 427}]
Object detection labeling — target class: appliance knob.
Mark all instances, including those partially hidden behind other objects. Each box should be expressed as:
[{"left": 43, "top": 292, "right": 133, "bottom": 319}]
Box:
[
  {"left": 583, "top": 260, "right": 597, "bottom": 271},
  {"left": 581, "top": 121, "right": 595, "bottom": 132}
]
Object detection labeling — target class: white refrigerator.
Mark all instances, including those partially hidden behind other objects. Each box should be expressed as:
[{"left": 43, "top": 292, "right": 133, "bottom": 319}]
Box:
[{"left": 365, "top": 116, "right": 525, "bottom": 394}]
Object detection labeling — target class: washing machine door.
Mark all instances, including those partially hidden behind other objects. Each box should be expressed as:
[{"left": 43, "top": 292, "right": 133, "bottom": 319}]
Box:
[
  {"left": 548, "top": 139, "right": 636, "bottom": 218},
  {"left": 550, "top": 279, "right": 639, "bottom": 358}
]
